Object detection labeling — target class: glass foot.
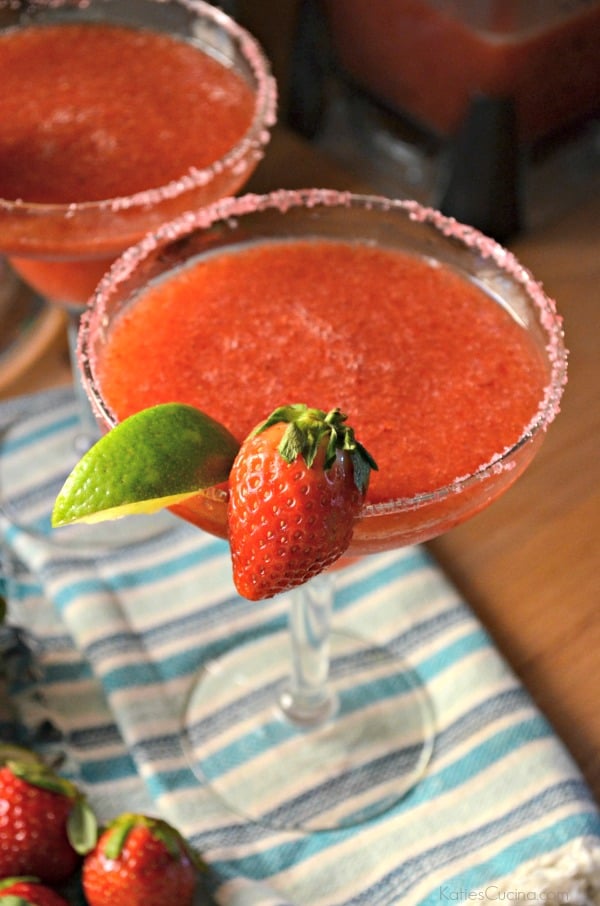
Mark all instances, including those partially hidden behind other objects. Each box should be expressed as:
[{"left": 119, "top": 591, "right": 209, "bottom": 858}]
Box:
[{"left": 182, "top": 628, "right": 435, "bottom": 832}]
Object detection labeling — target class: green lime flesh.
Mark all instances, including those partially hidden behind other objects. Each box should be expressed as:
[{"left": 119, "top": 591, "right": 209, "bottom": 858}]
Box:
[{"left": 52, "top": 403, "right": 239, "bottom": 527}]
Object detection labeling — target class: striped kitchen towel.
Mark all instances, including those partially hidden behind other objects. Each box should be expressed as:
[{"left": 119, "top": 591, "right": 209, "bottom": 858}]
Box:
[{"left": 1, "top": 387, "right": 599, "bottom": 905}]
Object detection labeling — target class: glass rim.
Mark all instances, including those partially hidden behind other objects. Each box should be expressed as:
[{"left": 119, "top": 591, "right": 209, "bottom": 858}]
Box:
[
  {"left": 0, "top": 0, "right": 277, "bottom": 216},
  {"left": 80, "top": 188, "right": 568, "bottom": 517}
]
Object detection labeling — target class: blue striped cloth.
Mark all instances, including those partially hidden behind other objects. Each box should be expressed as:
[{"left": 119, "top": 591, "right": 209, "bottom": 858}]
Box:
[{"left": 1, "top": 388, "right": 599, "bottom": 905}]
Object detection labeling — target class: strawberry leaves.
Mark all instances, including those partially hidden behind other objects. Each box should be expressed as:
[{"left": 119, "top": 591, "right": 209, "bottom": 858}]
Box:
[
  {"left": 67, "top": 796, "right": 99, "bottom": 856},
  {"left": 253, "top": 404, "right": 377, "bottom": 490},
  {"left": 99, "top": 813, "right": 204, "bottom": 871}
]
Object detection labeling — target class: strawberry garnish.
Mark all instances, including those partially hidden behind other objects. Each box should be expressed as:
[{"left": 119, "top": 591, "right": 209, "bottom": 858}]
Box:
[
  {"left": 0, "top": 876, "right": 69, "bottom": 906},
  {"left": 228, "top": 404, "right": 377, "bottom": 600},
  {"left": 82, "top": 812, "right": 202, "bottom": 906},
  {"left": 0, "top": 747, "right": 97, "bottom": 884}
]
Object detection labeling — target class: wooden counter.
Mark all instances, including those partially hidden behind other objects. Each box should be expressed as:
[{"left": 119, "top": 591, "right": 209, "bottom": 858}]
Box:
[
  {"left": 2, "top": 126, "right": 598, "bottom": 803},
  {"left": 429, "top": 195, "right": 600, "bottom": 802}
]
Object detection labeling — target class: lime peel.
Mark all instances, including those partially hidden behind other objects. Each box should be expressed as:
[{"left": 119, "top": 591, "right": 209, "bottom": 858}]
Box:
[
  {"left": 52, "top": 403, "right": 239, "bottom": 527},
  {"left": 62, "top": 490, "right": 202, "bottom": 525}
]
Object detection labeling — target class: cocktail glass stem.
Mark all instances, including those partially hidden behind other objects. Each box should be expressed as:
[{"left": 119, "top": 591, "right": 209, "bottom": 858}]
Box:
[
  {"left": 66, "top": 308, "right": 101, "bottom": 454},
  {"left": 279, "top": 573, "right": 338, "bottom": 728}
]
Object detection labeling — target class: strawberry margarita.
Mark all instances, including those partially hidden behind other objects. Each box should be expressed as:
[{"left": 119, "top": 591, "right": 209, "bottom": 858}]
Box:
[
  {"left": 78, "top": 190, "right": 566, "bottom": 830},
  {"left": 80, "top": 191, "right": 567, "bottom": 555},
  {"left": 0, "top": 1, "right": 275, "bottom": 305}
]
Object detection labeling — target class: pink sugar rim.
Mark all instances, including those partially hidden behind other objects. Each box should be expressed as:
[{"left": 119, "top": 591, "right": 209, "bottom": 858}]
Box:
[
  {"left": 0, "top": 0, "right": 277, "bottom": 214},
  {"left": 81, "top": 188, "right": 568, "bottom": 517}
]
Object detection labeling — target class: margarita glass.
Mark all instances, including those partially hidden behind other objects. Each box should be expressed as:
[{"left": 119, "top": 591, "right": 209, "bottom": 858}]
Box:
[
  {"left": 78, "top": 190, "right": 567, "bottom": 831},
  {"left": 0, "top": 0, "right": 276, "bottom": 540}
]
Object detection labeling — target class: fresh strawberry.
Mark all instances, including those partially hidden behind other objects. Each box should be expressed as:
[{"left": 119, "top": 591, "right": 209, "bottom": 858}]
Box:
[
  {"left": 0, "top": 876, "right": 69, "bottom": 906},
  {"left": 82, "top": 812, "right": 202, "bottom": 906},
  {"left": 228, "top": 404, "right": 377, "bottom": 600},
  {"left": 0, "top": 747, "right": 97, "bottom": 884}
]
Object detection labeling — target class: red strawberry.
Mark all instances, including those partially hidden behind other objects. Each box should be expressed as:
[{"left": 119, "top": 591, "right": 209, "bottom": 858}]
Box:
[
  {"left": 0, "top": 876, "right": 69, "bottom": 906},
  {"left": 0, "top": 748, "right": 97, "bottom": 884},
  {"left": 82, "top": 812, "right": 202, "bottom": 906},
  {"left": 228, "top": 404, "right": 377, "bottom": 600}
]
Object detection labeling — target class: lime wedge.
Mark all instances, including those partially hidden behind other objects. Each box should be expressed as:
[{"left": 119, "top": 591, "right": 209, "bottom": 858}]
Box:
[{"left": 52, "top": 403, "right": 239, "bottom": 527}]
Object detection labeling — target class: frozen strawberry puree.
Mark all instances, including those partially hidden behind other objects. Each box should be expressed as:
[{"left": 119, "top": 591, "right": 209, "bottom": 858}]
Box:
[
  {"left": 98, "top": 239, "right": 549, "bottom": 506},
  {"left": 0, "top": 22, "right": 255, "bottom": 204}
]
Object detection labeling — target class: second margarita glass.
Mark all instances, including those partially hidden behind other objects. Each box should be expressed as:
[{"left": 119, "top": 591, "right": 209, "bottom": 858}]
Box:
[{"left": 0, "top": 0, "right": 276, "bottom": 541}]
